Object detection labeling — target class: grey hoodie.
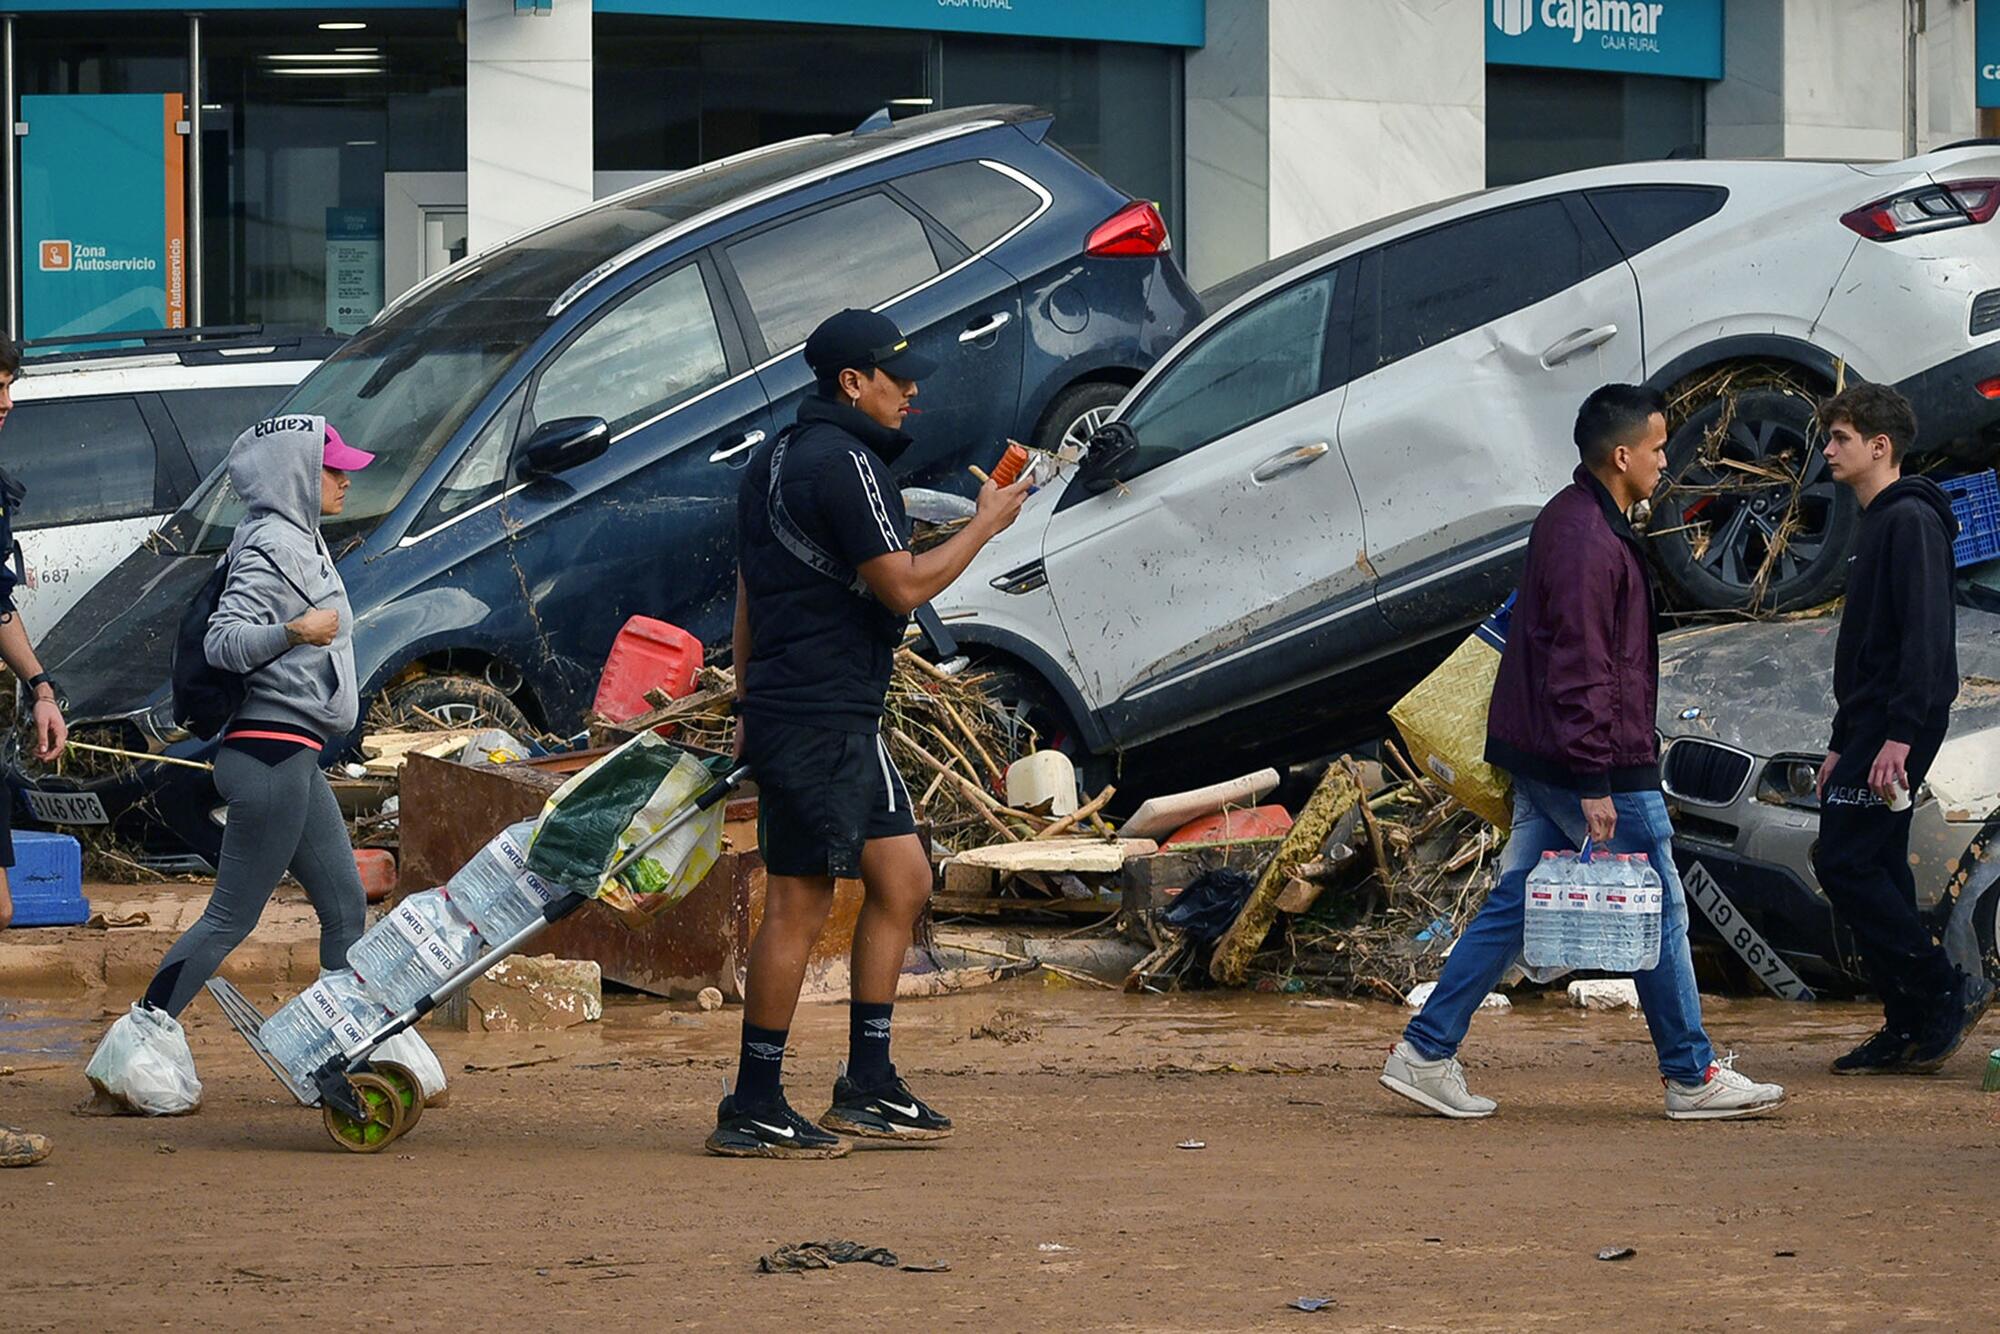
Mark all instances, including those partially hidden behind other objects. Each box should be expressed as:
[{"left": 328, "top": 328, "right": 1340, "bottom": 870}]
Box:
[{"left": 203, "top": 413, "right": 359, "bottom": 739}]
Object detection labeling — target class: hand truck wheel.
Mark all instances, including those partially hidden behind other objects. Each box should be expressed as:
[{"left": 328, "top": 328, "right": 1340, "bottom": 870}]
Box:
[
  {"left": 370, "top": 1061, "right": 425, "bottom": 1138},
  {"left": 323, "top": 1071, "right": 406, "bottom": 1153}
]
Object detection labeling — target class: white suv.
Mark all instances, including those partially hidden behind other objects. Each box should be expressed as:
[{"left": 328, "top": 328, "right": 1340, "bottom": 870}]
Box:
[
  {"left": 7, "top": 329, "right": 338, "bottom": 637},
  {"left": 934, "top": 144, "right": 2000, "bottom": 770}
]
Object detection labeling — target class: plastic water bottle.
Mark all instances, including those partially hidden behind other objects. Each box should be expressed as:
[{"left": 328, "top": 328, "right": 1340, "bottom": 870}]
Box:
[
  {"left": 1523, "top": 852, "right": 1565, "bottom": 968},
  {"left": 260, "top": 970, "right": 387, "bottom": 1085},
  {"left": 348, "top": 890, "right": 485, "bottom": 1013},
  {"left": 447, "top": 821, "right": 560, "bottom": 945},
  {"left": 1561, "top": 853, "right": 1595, "bottom": 968},
  {"left": 1630, "top": 853, "right": 1664, "bottom": 971}
]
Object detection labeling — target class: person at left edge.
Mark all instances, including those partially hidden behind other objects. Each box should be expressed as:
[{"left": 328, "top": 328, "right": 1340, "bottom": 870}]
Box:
[
  {"left": 711, "top": 308, "right": 1032, "bottom": 1159},
  {"left": 0, "top": 333, "right": 69, "bottom": 1169}
]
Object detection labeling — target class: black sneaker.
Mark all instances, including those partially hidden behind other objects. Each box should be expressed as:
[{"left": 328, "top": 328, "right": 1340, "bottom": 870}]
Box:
[
  {"left": 705, "top": 1089, "right": 850, "bottom": 1159},
  {"left": 1829, "top": 1026, "right": 1917, "bottom": 1075},
  {"left": 1905, "top": 973, "right": 1995, "bottom": 1074},
  {"left": 820, "top": 1070, "right": 954, "bottom": 1141}
]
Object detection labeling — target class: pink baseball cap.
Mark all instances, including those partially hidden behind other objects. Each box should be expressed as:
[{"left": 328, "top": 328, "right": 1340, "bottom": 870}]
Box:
[{"left": 322, "top": 423, "right": 376, "bottom": 471}]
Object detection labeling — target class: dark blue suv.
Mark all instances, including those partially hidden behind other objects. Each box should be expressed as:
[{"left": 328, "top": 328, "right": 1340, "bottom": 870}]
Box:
[{"left": 19, "top": 104, "right": 1200, "bottom": 865}]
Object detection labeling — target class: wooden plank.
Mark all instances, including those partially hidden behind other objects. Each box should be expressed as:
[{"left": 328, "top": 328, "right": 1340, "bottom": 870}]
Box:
[
  {"left": 947, "top": 837, "right": 1157, "bottom": 875},
  {"left": 930, "top": 892, "right": 1118, "bottom": 917},
  {"left": 1210, "top": 765, "right": 1360, "bottom": 985},
  {"left": 361, "top": 730, "right": 476, "bottom": 759}
]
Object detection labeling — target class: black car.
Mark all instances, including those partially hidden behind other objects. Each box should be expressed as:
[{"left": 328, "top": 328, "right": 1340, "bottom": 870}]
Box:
[{"left": 16, "top": 105, "right": 1202, "bottom": 866}]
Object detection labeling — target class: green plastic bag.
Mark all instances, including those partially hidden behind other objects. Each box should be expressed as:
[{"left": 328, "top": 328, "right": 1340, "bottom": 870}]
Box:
[{"left": 525, "top": 733, "right": 725, "bottom": 921}]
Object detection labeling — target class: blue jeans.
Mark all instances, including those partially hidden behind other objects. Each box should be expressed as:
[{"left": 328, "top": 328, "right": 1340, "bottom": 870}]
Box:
[{"left": 1403, "top": 775, "right": 1715, "bottom": 1082}]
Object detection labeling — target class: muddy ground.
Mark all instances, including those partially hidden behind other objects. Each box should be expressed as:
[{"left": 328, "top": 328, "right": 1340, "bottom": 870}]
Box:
[{"left": 5, "top": 981, "right": 1997, "bottom": 1332}]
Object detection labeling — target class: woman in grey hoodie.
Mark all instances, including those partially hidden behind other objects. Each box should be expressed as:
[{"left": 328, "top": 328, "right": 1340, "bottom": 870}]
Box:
[{"left": 142, "top": 415, "right": 376, "bottom": 1017}]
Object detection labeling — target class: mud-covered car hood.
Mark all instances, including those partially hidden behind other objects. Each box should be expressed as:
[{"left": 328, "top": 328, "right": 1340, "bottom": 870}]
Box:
[
  {"left": 35, "top": 526, "right": 211, "bottom": 723},
  {"left": 1658, "top": 606, "right": 2000, "bottom": 818}
]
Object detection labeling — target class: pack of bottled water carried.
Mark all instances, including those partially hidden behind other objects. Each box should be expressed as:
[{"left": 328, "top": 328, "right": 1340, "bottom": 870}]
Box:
[
  {"left": 259, "top": 968, "right": 391, "bottom": 1086},
  {"left": 447, "top": 820, "right": 562, "bottom": 945},
  {"left": 348, "top": 888, "right": 487, "bottom": 1013},
  {"left": 1522, "top": 846, "right": 1662, "bottom": 973}
]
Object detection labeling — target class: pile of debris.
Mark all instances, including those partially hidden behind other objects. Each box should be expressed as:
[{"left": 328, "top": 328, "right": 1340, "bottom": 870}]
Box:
[{"left": 594, "top": 649, "right": 1093, "bottom": 855}]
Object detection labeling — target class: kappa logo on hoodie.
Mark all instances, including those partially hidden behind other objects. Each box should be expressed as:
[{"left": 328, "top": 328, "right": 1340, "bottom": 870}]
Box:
[{"left": 253, "top": 415, "right": 318, "bottom": 439}]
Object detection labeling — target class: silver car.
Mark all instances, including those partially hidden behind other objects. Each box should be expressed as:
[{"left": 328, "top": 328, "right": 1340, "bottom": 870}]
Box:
[{"left": 1655, "top": 562, "right": 2000, "bottom": 992}]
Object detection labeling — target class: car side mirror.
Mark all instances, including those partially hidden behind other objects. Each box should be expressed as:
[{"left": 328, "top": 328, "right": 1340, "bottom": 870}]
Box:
[
  {"left": 1077, "top": 419, "right": 1140, "bottom": 495},
  {"left": 516, "top": 416, "right": 611, "bottom": 480}
]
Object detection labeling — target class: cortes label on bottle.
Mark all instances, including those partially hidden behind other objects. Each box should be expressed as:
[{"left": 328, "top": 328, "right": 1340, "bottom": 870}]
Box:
[
  {"left": 511, "top": 870, "right": 557, "bottom": 910},
  {"left": 303, "top": 981, "right": 372, "bottom": 1053},
  {"left": 414, "top": 934, "right": 461, "bottom": 980},
  {"left": 389, "top": 902, "right": 437, "bottom": 950}
]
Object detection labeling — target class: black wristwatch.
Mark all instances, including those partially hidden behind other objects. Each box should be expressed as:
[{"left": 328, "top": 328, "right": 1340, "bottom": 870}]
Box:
[{"left": 26, "top": 671, "right": 57, "bottom": 702}]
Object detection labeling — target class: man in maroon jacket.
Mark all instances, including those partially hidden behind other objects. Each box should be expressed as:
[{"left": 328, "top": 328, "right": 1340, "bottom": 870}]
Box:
[{"left": 1381, "top": 384, "right": 1786, "bottom": 1121}]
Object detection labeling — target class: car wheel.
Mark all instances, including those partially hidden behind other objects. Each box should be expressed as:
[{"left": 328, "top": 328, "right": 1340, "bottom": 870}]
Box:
[
  {"left": 381, "top": 674, "right": 533, "bottom": 736},
  {"left": 1651, "top": 388, "right": 1858, "bottom": 612},
  {"left": 1033, "top": 382, "right": 1126, "bottom": 458},
  {"left": 973, "top": 660, "right": 1111, "bottom": 792}
]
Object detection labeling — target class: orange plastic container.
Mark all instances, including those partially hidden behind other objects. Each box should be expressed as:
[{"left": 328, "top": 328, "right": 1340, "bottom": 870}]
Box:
[
  {"left": 989, "top": 442, "right": 1031, "bottom": 487},
  {"left": 593, "top": 616, "right": 703, "bottom": 723},
  {"left": 355, "top": 848, "right": 398, "bottom": 904},
  {"left": 1162, "top": 804, "right": 1294, "bottom": 847}
]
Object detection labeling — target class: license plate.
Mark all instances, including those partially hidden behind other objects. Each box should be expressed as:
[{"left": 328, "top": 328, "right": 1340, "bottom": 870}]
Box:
[
  {"left": 1684, "top": 860, "right": 1814, "bottom": 1001},
  {"left": 22, "top": 788, "right": 109, "bottom": 825}
]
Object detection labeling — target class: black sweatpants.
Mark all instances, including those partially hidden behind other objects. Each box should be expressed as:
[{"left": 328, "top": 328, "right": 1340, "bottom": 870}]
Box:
[{"left": 1812, "top": 732, "right": 1956, "bottom": 1032}]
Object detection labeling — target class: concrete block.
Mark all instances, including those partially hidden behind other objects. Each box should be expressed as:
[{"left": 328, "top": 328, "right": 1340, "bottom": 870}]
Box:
[{"left": 463, "top": 953, "right": 602, "bottom": 1032}]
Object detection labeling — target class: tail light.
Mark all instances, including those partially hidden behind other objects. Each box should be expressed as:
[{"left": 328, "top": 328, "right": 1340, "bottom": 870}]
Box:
[
  {"left": 1086, "top": 200, "right": 1171, "bottom": 257},
  {"left": 1840, "top": 178, "right": 2000, "bottom": 240}
]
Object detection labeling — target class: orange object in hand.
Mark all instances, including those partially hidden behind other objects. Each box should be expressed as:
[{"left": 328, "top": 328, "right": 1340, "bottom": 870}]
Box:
[{"left": 989, "top": 442, "right": 1031, "bottom": 488}]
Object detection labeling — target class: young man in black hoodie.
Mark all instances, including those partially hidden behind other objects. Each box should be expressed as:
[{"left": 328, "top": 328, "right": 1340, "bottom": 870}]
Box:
[{"left": 1815, "top": 383, "right": 1992, "bottom": 1074}]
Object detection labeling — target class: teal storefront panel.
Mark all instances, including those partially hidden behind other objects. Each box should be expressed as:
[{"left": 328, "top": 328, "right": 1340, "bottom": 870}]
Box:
[
  {"left": 592, "top": 0, "right": 1204, "bottom": 47},
  {"left": 20, "top": 94, "right": 185, "bottom": 341},
  {"left": 1488, "top": 0, "right": 1724, "bottom": 81},
  {"left": 1981, "top": 0, "right": 2000, "bottom": 108}
]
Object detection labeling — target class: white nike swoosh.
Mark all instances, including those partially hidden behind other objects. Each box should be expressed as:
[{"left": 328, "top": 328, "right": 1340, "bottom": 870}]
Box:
[
  {"left": 880, "top": 1100, "right": 921, "bottom": 1118},
  {"left": 751, "top": 1120, "right": 797, "bottom": 1139}
]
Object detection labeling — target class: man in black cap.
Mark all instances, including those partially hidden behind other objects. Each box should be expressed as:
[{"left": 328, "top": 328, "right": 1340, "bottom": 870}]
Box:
[{"left": 709, "top": 308, "right": 1033, "bottom": 1158}]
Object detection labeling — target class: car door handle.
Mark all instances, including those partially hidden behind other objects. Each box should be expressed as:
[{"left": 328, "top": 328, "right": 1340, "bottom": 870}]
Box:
[
  {"left": 958, "top": 312, "right": 1012, "bottom": 344},
  {"left": 1251, "top": 441, "right": 1330, "bottom": 484},
  {"left": 708, "top": 429, "right": 766, "bottom": 464},
  {"left": 1540, "top": 324, "right": 1619, "bottom": 368}
]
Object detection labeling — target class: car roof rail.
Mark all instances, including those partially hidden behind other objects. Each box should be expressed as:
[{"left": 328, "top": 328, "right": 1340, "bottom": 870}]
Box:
[
  {"left": 21, "top": 324, "right": 343, "bottom": 368},
  {"left": 1934, "top": 138, "right": 2000, "bottom": 152}
]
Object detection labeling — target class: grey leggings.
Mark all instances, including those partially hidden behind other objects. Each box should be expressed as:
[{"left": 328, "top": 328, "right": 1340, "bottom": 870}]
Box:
[{"left": 144, "top": 746, "right": 366, "bottom": 1016}]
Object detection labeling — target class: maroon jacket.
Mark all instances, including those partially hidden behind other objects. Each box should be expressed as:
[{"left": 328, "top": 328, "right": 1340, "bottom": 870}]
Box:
[{"left": 1485, "top": 466, "right": 1662, "bottom": 797}]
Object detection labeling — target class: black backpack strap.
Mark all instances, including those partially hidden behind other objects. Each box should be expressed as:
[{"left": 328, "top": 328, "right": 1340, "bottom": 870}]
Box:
[{"left": 765, "top": 427, "right": 870, "bottom": 598}]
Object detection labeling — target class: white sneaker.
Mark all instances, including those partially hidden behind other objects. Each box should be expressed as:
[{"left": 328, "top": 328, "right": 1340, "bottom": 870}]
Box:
[
  {"left": 1664, "top": 1054, "right": 1785, "bottom": 1121},
  {"left": 1379, "top": 1041, "right": 1497, "bottom": 1119}
]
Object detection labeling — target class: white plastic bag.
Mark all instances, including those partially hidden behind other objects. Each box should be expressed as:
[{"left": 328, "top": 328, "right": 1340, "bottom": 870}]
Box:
[
  {"left": 84, "top": 1003, "right": 202, "bottom": 1116},
  {"left": 371, "top": 1029, "right": 449, "bottom": 1108}
]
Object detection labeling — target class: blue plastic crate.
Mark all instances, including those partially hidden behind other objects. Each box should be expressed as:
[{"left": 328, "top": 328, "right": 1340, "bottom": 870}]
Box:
[
  {"left": 1942, "top": 469, "right": 2000, "bottom": 568},
  {"left": 5, "top": 830, "right": 87, "bottom": 927}
]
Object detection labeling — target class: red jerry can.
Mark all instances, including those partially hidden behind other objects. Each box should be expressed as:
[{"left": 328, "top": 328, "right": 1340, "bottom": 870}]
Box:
[{"left": 593, "top": 616, "right": 703, "bottom": 723}]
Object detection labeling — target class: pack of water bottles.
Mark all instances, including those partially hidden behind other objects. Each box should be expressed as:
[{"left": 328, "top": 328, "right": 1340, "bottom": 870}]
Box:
[
  {"left": 259, "top": 969, "right": 393, "bottom": 1087},
  {"left": 1522, "top": 846, "right": 1663, "bottom": 973}
]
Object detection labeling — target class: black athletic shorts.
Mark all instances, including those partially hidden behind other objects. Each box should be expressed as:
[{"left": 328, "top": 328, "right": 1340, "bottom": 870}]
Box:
[{"left": 746, "top": 716, "right": 916, "bottom": 878}]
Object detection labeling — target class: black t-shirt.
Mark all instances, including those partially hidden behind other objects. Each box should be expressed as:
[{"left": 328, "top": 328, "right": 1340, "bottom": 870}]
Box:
[{"left": 737, "top": 396, "right": 913, "bottom": 732}]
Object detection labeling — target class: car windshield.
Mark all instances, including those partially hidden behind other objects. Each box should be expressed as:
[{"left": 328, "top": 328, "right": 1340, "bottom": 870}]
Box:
[{"left": 177, "top": 299, "right": 547, "bottom": 553}]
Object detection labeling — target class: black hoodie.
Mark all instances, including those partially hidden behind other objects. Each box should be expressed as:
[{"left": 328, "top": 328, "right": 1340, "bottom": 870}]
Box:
[{"left": 1830, "top": 475, "right": 1960, "bottom": 753}]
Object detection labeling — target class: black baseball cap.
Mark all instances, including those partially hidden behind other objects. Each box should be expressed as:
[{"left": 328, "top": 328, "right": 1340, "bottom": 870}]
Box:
[{"left": 804, "top": 308, "right": 938, "bottom": 383}]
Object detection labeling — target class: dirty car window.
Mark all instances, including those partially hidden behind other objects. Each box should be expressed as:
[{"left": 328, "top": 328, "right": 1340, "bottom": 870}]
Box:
[
  {"left": 178, "top": 301, "right": 546, "bottom": 552},
  {"left": 1118, "top": 269, "right": 1338, "bottom": 473},
  {"left": 726, "top": 193, "right": 941, "bottom": 355},
  {"left": 1375, "top": 199, "right": 1584, "bottom": 367},
  {"left": 530, "top": 264, "right": 729, "bottom": 435},
  {"left": 1, "top": 394, "right": 158, "bottom": 525}
]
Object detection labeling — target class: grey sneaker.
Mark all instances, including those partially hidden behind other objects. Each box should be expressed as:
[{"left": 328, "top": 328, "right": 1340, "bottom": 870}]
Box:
[
  {"left": 1664, "top": 1054, "right": 1785, "bottom": 1121},
  {"left": 1379, "top": 1040, "right": 1497, "bottom": 1119}
]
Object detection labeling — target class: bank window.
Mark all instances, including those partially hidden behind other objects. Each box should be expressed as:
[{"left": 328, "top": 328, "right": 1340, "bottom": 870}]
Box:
[
  {"left": 1120, "top": 269, "right": 1339, "bottom": 476},
  {"left": 1376, "top": 201, "right": 1585, "bottom": 368},
  {"left": 160, "top": 386, "right": 292, "bottom": 478},
  {"left": 726, "top": 193, "right": 941, "bottom": 355},
  {"left": 2, "top": 395, "right": 158, "bottom": 525},
  {"left": 531, "top": 264, "right": 729, "bottom": 435},
  {"left": 1586, "top": 186, "right": 1728, "bottom": 260},
  {"left": 895, "top": 162, "right": 1042, "bottom": 253}
]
